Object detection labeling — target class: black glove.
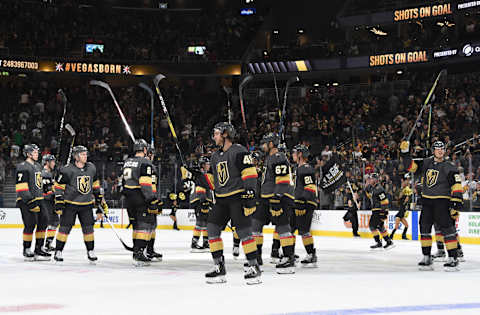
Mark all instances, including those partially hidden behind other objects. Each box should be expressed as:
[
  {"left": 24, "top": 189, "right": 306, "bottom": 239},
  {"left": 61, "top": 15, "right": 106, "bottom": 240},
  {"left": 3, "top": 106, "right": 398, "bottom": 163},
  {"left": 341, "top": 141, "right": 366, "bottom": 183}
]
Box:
[
  {"left": 379, "top": 209, "right": 388, "bottom": 221},
  {"left": 294, "top": 199, "right": 306, "bottom": 216},
  {"left": 28, "top": 200, "right": 41, "bottom": 213},
  {"left": 450, "top": 201, "right": 462, "bottom": 219},
  {"left": 147, "top": 200, "right": 159, "bottom": 215},
  {"left": 241, "top": 189, "right": 256, "bottom": 216}
]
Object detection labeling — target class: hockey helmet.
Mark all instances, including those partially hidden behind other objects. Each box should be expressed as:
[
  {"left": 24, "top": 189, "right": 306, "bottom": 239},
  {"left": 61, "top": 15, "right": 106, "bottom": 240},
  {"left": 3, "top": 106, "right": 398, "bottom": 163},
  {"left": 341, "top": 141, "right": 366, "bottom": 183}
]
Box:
[
  {"left": 23, "top": 144, "right": 39, "bottom": 157},
  {"left": 292, "top": 144, "right": 310, "bottom": 158},
  {"left": 42, "top": 154, "right": 56, "bottom": 165},
  {"left": 198, "top": 156, "right": 210, "bottom": 167},
  {"left": 260, "top": 132, "right": 280, "bottom": 147},
  {"left": 72, "top": 145, "right": 88, "bottom": 158},
  {"left": 212, "top": 122, "right": 236, "bottom": 139},
  {"left": 133, "top": 139, "right": 148, "bottom": 152},
  {"left": 432, "top": 141, "right": 445, "bottom": 151}
]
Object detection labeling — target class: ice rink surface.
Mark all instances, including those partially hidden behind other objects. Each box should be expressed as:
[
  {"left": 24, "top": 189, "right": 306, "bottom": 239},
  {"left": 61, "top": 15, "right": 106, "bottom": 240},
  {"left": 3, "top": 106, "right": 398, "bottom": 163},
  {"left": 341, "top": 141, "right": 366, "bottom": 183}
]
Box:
[{"left": 1, "top": 228, "right": 479, "bottom": 315}]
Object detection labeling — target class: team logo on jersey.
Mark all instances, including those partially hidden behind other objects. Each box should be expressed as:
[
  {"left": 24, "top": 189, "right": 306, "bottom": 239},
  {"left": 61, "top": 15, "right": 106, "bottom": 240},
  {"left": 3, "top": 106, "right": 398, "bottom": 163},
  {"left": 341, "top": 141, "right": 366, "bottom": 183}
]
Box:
[
  {"left": 217, "top": 161, "right": 229, "bottom": 186},
  {"left": 426, "top": 169, "right": 439, "bottom": 188},
  {"left": 35, "top": 172, "right": 42, "bottom": 189},
  {"left": 77, "top": 175, "right": 91, "bottom": 195}
]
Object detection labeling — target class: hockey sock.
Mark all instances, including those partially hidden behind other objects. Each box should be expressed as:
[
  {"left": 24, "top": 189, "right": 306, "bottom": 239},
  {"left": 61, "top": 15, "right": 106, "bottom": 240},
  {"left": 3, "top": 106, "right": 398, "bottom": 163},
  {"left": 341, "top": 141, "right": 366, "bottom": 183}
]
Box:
[
  {"left": 435, "top": 232, "right": 445, "bottom": 250},
  {"left": 233, "top": 231, "right": 240, "bottom": 248},
  {"left": 420, "top": 234, "right": 432, "bottom": 256},
  {"left": 402, "top": 226, "right": 408, "bottom": 237},
  {"left": 242, "top": 237, "right": 258, "bottom": 264},
  {"left": 272, "top": 232, "right": 280, "bottom": 251},
  {"left": 193, "top": 228, "right": 201, "bottom": 241},
  {"left": 302, "top": 234, "right": 315, "bottom": 254},
  {"left": 34, "top": 230, "right": 46, "bottom": 249},
  {"left": 373, "top": 235, "right": 381, "bottom": 244},
  {"left": 209, "top": 237, "right": 224, "bottom": 263},
  {"left": 23, "top": 232, "right": 33, "bottom": 249},
  {"left": 280, "top": 234, "right": 295, "bottom": 258},
  {"left": 390, "top": 229, "right": 396, "bottom": 238}
]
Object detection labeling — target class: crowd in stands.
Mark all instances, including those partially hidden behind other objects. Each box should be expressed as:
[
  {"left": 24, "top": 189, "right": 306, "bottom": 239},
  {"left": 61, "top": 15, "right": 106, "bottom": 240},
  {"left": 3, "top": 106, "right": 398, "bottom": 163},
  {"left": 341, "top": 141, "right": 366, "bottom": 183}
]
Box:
[
  {"left": 0, "top": 0, "right": 264, "bottom": 62},
  {"left": 2, "top": 70, "right": 480, "bottom": 210}
]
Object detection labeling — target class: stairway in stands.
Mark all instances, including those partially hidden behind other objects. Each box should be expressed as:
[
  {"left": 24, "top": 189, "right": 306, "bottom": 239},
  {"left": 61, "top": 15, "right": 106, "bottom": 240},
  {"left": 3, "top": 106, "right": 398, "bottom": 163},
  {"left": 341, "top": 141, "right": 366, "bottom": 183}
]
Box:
[{"left": 2, "top": 175, "right": 17, "bottom": 208}]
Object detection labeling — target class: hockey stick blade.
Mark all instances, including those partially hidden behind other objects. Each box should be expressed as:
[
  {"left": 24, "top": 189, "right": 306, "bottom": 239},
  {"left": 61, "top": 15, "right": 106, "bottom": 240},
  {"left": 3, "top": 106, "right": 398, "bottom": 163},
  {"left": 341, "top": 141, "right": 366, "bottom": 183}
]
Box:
[
  {"left": 138, "top": 83, "right": 154, "bottom": 96},
  {"left": 90, "top": 80, "right": 136, "bottom": 143},
  {"left": 65, "top": 123, "right": 76, "bottom": 136},
  {"left": 89, "top": 80, "right": 111, "bottom": 91},
  {"left": 287, "top": 76, "right": 300, "bottom": 86},
  {"left": 239, "top": 75, "right": 253, "bottom": 89},
  {"left": 153, "top": 74, "right": 166, "bottom": 88}
]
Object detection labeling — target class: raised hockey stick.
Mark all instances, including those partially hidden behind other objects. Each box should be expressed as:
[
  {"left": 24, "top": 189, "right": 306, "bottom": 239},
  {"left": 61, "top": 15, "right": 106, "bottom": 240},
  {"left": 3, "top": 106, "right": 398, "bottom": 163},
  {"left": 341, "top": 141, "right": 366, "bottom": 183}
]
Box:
[
  {"left": 239, "top": 75, "right": 253, "bottom": 129},
  {"left": 90, "top": 80, "right": 136, "bottom": 143},
  {"left": 64, "top": 124, "right": 76, "bottom": 165},
  {"left": 153, "top": 74, "right": 187, "bottom": 167},
  {"left": 406, "top": 69, "right": 447, "bottom": 142},
  {"left": 223, "top": 86, "right": 232, "bottom": 124},
  {"left": 56, "top": 89, "right": 68, "bottom": 163},
  {"left": 279, "top": 76, "right": 300, "bottom": 146},
  {"left": 138, "top": 83, "right": 155, "bottom": 148}
]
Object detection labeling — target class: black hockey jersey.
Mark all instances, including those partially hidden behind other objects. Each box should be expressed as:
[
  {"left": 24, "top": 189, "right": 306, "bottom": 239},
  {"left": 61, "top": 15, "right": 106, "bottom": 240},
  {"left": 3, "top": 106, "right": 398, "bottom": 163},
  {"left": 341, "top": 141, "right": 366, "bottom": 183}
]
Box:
[
  {"left": 122, "top": 156, "right": 156, "bottom": 203},
  {"left": 41, "top": 168, "right": 55, "bottom": 202},
  {"left": 294, "top": 163, "right": 317, "bottom": 207},
  {"left": 261, "top": 151, "right": 294, "bottom": 199},
  {"left": 209, "top": 144, "right": 257, "bottom": 198},
  {"left": 404, "top": 156, "right": 462, "bottom": 203},
  {"left": 54, "top": 162, "right": 100, "bottom": 206},
  {"left": 365, "top": 183, "right": 389, "bottom": 211},
  {"left": 15, "top": 161, "right": 43, "bottom": 204}
]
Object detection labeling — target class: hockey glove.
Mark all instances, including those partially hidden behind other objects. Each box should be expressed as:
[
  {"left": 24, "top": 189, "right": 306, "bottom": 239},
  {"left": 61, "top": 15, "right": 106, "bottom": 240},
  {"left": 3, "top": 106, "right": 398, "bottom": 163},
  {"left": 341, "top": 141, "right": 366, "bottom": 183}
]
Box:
[
  {"left": 241, "top": 189, "right": 256, "bottom": 216},
  {"left": 54, "top": 201, "right": 64, "bottom": 215},
  {"left": 379, "top": 209, "right": 388, "bottom": 221},
  {"left": 294, "top": 199, "right": 306, "bottom": 216},
  {"left": 27, "top": 200, "right": 41, "bottom": 213},
  {"left": 269, "top": 194, "right": 283, "bottom": 217},
  {"left": 147, "top": 200, "right": 159, "bottom": 215},
  {"left": 400, "top": 141, "right": 410, "bottom": 153},
  {"left": 450, "top": 201, "right": 462, "bottom": 220}
]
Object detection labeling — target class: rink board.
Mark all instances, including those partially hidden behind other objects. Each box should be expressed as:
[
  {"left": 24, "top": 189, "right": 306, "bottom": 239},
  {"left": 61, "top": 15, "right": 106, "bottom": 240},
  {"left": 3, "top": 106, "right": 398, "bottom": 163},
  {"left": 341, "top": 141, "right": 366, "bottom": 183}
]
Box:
[{"left": 1, "top": 208, "right": 479, "bottom": 244}]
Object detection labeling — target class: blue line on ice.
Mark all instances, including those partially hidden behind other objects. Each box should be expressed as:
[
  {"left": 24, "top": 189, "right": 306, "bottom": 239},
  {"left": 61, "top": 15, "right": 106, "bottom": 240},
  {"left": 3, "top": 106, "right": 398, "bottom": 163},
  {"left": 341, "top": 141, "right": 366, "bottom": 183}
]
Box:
[{"left": 274, "top": 303, "right": 480, "bottom": 315}]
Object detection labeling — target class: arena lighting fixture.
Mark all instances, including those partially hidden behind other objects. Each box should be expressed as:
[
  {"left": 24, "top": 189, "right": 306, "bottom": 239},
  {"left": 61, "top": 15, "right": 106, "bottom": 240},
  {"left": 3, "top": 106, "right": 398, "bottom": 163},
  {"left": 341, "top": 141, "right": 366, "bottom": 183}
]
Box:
[
  {"left": 297, "top": 29, "right": 305, "bottom": 34},
  {"left": 332, "top": 82, "right": 339, "bottom": 86},
  {"left": 262, "top": 50, "right": 268, "bottom": 57},
  {"left": 396, "top": 69, "right": 403, "bottom": 75},
  {"left": 313, "top": 83, "right": 320, "bottom": 87},
  {"left": 273, "top": 29, "right": 279, "bottom": 35}
]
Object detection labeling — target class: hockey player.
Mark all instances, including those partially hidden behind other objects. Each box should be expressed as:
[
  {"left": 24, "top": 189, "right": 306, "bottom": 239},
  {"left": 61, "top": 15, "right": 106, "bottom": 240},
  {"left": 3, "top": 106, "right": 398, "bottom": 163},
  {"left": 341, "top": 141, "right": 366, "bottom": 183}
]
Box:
[
  {"left": 183, "top": 122, "right": 261, "bottom": 284},
  {"left": 15, "top": 144, "right": 50, "bottom": 261},
  {"left": 146, "top": 145, "right": 163, "bottom": 261},
  {"left": 41, "top": 154, "right": 57, "bottom": 251},
  {"left": 390, "top": 175, "right": 411, "bottom": 240},
  {"left": 365, "top": 173, "right": 395, "bottom": 251},
  {"left": 53, "top": 145, "right": 108, "bottom": 263},
  {"left": 122, "top": 139, "right": 158, "bottom": 266},
  {"left": 401, "top": 140, "right": 462, "bottom": 271},
  {"left": 249, "top": 150, "right": 281, "bottom": 265},
  {"left": 190, "top": 156, "right": 212, "bottom": 253},
  {"left": 256, "top": 132, "right": 296, "bottom": 274},
  {"left": 291, "top": 144, "right": 318, "bottom": 267}
]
